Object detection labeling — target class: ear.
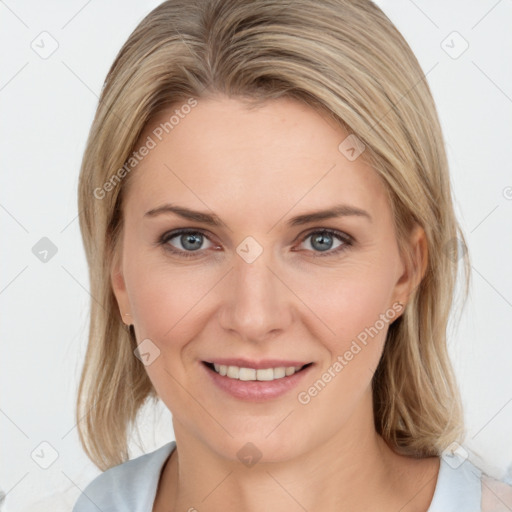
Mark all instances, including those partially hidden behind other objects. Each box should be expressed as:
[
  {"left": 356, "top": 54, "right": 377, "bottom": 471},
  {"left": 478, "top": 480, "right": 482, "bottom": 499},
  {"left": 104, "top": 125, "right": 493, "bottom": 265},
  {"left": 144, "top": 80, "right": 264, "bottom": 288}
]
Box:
[
  {"left": 110, "top": 249, "right": 132, "bottom": 326},
  {"left": 392, "top": 223, "right": 428, "bottom": 308}
]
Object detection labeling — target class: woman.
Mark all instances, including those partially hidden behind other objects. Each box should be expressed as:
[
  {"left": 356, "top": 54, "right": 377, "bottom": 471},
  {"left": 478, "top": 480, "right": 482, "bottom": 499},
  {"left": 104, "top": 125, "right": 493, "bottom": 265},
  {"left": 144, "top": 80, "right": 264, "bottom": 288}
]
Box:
[{"left": 73, "top": 0, "right": 512, "bottom": 510}]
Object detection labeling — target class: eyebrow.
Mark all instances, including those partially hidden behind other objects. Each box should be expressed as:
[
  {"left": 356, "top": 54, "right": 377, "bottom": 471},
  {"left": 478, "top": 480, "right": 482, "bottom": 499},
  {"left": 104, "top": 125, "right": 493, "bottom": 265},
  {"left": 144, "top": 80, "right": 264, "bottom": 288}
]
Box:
[{"left": 144, "top": 203, "right": 372, "bottom": 226}]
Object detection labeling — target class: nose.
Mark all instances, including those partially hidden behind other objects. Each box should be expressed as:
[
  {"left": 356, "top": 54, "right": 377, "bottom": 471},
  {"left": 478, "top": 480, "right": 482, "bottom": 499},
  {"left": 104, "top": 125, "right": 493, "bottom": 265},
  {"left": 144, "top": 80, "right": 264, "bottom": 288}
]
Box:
[{"left": 217, "top": 250, "right": 294, "bottom": 343}]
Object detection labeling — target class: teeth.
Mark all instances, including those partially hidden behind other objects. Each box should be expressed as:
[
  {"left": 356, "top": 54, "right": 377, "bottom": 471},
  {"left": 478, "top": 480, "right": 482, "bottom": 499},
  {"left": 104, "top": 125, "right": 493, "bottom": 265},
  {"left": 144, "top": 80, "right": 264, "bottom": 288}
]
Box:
[
  {"left": 273, "top": 367, "right": 285, "bottom": 378},
  {"left": 227, "top": 366, "right": 239, "bottom": 379},
  {"left": 256, "top": 368, "right": 274, "bottom": 381},
  {"left": 239, "top": 367, "right": 256, "bottom": 381},
  {"left": 211, "top": 364, "right": 304, "bottom": 381}
]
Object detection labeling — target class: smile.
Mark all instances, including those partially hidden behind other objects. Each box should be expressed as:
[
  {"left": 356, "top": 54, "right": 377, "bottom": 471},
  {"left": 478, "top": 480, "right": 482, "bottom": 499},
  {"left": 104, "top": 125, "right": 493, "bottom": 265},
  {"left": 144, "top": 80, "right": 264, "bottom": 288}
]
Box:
[
  {"left": 205, "top": 362, "right": 311, "bottom": 381},
  {"left": 202, "top": 360, "right": 314, "bottom": 401}
]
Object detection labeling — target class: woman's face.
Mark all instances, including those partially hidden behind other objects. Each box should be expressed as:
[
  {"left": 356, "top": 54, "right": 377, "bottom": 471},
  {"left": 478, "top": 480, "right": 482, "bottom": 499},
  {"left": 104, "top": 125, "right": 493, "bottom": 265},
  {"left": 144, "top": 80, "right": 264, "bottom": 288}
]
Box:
[{"left": 111, "top": 95, "right": 423, "bottom": 462}]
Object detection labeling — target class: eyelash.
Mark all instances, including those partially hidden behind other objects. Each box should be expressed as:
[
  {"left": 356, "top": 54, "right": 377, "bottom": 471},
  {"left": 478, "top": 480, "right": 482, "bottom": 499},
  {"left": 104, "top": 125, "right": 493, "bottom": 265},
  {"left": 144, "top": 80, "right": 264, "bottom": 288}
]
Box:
[{"left": 157, "top": 228, "right": 354, "bottom": 259}]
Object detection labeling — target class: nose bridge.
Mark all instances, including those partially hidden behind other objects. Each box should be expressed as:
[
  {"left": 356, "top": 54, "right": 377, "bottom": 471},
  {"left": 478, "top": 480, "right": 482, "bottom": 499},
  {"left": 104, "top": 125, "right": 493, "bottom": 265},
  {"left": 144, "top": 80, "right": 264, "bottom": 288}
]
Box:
[{"left": 218, "top": 244, "right": 293, "bottom": 340}]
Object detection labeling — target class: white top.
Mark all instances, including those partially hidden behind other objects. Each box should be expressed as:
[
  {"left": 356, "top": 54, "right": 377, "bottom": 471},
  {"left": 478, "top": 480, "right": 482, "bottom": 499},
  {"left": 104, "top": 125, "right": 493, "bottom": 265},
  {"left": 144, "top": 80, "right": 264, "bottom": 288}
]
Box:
[{"left": 72, "top": 441, "right": 512, "bottom": 511}]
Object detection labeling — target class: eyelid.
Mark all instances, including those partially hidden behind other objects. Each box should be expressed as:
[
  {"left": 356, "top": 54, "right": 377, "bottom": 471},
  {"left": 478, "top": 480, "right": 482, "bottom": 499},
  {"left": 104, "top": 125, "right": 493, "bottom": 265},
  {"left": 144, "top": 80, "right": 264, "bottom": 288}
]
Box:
[{"left": 291, "top": 226, "right": 353, "bottom": 244}]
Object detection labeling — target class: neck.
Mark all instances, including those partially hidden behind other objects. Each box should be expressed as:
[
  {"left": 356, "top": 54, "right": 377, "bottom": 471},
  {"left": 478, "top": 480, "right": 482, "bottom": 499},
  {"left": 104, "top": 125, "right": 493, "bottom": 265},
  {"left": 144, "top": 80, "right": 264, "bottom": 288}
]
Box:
[{"left": 158, "top": 392, "right": 439, "bottom": 512}]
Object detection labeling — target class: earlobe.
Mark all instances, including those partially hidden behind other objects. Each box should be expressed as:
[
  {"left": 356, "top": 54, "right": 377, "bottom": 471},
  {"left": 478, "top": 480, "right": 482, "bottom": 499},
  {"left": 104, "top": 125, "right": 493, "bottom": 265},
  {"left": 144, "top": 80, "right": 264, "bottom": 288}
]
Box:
[
  {"left": 110, "top": 256, "right": 132, "bottom": 325},
  {"left": 406, "top": 224, "right": 428, "bottom": 303},
  {"left": 412, "top": 224, "right": 428, "bottom": 286},
  {"left": 393, "top": 224, "right": 428, "bottom": 308},
  {"left": 111, "top": 264, "right": 125, "bottom": 293}
]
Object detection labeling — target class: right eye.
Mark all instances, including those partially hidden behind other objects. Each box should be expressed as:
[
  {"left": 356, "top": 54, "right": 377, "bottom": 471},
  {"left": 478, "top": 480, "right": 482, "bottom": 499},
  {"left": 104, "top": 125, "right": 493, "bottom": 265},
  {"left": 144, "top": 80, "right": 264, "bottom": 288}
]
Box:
[{"left": 159, "top": 229, "right": 216, "bottom": 258}]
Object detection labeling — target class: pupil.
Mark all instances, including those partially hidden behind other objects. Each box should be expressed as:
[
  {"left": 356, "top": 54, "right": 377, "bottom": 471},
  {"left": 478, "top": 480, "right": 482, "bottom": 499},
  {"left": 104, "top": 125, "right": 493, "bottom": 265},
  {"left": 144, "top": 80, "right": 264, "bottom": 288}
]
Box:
[
  {"left": 312, "top": 232, "right": 332, "bottom": 251},
  {"left": 182, "top": 233, "right": 202, "bottom": 251}
]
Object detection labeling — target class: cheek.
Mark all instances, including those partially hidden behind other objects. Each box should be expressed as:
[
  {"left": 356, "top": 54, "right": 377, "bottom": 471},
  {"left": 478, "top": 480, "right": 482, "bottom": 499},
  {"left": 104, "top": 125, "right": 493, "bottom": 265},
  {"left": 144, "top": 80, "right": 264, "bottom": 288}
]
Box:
[
  {"left": 124, "top": 252, "right": 220, "bottom": 351},
  {"left": 123, "top": 257, "right": 214, "bottom": 410},
  {"left": 296, "top": 260, "right": 397, "bottom": 354},
  {"left": 293, "top": 267, "right": 397, "bottom": 421}
]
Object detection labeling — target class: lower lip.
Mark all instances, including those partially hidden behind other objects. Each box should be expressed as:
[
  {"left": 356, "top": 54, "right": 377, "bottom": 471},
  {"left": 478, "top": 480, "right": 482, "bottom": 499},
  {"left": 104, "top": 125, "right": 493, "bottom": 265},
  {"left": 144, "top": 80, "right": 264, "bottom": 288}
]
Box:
[{"left": 202, "top": 362, "right": 313, "bottom": 402}]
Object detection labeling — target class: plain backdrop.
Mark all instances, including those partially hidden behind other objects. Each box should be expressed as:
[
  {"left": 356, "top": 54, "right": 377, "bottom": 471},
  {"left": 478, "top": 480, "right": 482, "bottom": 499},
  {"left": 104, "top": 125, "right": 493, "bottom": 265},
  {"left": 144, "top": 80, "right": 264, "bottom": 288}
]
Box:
[{"left": 1, "top": 0, "right": 511, "bottom": 510}]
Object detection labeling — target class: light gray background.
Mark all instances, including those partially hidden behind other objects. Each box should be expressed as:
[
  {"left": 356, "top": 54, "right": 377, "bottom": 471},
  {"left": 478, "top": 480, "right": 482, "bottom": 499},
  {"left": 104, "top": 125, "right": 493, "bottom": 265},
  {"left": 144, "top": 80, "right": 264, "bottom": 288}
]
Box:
[{"left": 1, "top": 0, "right": 511, "bottom": 510}]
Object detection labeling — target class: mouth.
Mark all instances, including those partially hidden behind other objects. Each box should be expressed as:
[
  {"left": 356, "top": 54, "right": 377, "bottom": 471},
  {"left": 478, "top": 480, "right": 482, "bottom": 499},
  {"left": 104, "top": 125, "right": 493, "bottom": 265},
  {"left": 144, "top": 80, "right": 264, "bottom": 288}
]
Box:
[
  {"left": 201, "top": 358, "right": 315, "bottom": 401},
  {"left": 202, "top": 361, "right": 313, "bottom": 381}
]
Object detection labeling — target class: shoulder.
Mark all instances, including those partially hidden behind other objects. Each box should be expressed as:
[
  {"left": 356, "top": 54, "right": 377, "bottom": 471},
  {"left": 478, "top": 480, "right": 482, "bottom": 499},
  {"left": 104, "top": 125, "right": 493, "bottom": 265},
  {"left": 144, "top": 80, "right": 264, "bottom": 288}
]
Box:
[
  {"left": 481, "top": 474, "right": 512, "bottom": 512},
  {"left": 430, "top": 452, "right": 512, "bottom": 512},
  {"left": 428, "top": 453, "right": 482, "bottom": 511},
  {"left": 72, "top": 441, "right": 176, "bottom": 512}
]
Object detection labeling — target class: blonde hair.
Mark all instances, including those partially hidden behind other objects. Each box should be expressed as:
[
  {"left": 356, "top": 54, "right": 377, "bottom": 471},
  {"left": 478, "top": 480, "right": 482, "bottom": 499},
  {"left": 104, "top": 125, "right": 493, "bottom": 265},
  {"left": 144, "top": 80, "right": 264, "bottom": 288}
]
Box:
[{"left": 76, "top": 0, "right": 470, "bottom": 470}]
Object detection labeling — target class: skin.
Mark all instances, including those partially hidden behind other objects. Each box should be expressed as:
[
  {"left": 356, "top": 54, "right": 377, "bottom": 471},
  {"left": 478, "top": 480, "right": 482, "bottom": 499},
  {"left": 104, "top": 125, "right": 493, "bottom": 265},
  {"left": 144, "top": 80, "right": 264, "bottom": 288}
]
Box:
[{"left": 111, "top": 95, "right": 438, "bottom": 512}]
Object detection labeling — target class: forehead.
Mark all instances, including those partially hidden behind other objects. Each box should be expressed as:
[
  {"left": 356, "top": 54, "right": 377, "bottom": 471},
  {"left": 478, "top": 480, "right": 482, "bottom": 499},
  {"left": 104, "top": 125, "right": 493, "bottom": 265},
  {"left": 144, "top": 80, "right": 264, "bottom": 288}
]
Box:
[{"left": 124, "top": 96, "right": 388, "bottom": 221}]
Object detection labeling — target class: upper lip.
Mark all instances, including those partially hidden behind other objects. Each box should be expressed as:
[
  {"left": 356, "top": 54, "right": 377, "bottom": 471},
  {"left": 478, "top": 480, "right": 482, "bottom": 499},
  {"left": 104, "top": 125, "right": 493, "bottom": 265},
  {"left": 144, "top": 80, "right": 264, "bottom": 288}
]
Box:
[{"left": 203, "top": 358, "right": 312, "bottom": 369}]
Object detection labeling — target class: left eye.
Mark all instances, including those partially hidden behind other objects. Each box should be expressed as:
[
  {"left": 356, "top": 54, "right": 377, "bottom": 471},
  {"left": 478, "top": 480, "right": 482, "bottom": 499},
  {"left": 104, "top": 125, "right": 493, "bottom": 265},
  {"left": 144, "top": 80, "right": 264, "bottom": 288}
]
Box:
[{"left": 298, "top": 230, "right": 350, "bottom": 255}]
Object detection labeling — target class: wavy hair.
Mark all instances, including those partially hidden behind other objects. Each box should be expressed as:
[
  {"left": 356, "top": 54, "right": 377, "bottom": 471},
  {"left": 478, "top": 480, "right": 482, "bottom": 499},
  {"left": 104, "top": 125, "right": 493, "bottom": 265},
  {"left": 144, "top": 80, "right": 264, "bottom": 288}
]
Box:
[{"left": 76, "top": 0, "right": 470, "bottom": 470}]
